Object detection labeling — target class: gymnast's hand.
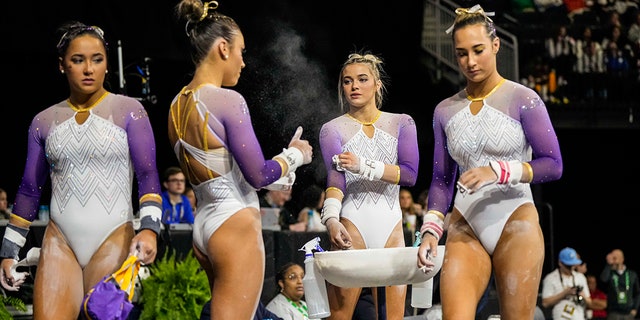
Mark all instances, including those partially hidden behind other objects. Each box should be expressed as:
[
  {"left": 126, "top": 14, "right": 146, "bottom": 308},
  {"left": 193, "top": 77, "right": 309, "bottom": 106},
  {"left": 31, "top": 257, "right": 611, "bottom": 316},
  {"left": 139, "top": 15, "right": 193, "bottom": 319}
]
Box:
[
  {"left": 326, "top": 219, "right": 352, "bottom": 250},
  {"left": 288, "top": 126, "right": 313, "bottom": 164},
  {"left": 417, "top": 235, "right": 438, "bottom": 272},
  {"left": 0, "top": 258, "right": 25, "bottom": 291},
  {"left": 332, "top": 152, "right": 360, "bottom": 173},
  {"left": 456, "top": 165, "right": 497, "bottom": 194},
  {"left": 130, "top": 229, "right": 158, "bottom": 265}
]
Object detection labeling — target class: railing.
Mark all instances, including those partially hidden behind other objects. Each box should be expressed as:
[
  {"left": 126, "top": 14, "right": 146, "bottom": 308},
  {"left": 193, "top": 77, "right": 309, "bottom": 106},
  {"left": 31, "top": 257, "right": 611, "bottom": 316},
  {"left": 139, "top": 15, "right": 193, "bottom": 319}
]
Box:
[{"left": 422, "top": 0, "right": 520, "bottom": 83}]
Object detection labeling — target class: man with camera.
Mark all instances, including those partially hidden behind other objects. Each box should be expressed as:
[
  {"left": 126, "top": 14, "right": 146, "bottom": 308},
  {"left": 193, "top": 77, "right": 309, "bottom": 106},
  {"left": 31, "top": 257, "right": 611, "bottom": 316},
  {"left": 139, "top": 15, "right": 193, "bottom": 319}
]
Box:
[{"left": 542, "top": 247, "right": 592, "bottom": 319}]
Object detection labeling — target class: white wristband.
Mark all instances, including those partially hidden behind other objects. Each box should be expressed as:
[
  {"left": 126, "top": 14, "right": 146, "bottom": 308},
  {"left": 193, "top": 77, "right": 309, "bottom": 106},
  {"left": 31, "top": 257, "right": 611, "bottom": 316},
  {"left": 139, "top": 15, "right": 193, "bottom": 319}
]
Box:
[
  {"left": 489, "top": 160, "right": 523, "bottom": 185},
  {"left": 357, "top": 158, "right": 385, "bottom": 181},
  {"left": 274, "top": 147, "right": 304, "bottom": 176},
  {"left": 419, "top": 213, "right": 444, "bottom": 242},
  {"left": 321, "top": 198, "right": 342, "bottom": 225},
  {"left": 264, "top": 172, "right": 296, "bottom": 191}
]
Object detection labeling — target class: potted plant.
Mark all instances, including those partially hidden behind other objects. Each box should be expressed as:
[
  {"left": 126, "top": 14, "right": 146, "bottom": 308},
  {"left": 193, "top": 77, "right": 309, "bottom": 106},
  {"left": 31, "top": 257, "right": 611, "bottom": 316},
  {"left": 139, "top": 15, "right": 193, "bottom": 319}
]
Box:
[{"left": 138, "top": 249, "right": 210, "bottom": 320}]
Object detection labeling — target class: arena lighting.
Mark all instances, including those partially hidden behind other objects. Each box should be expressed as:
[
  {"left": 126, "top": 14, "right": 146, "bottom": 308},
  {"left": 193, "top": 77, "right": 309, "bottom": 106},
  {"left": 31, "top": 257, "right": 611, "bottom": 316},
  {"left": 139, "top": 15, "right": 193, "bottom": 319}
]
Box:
[{"left": 116, "top": 40, "right": 157, "bottom": 105}]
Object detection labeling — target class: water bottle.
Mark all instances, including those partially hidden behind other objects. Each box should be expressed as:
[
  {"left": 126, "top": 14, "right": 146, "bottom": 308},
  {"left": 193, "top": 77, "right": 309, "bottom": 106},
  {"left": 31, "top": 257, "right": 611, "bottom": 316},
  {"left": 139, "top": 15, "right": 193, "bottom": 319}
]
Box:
[
  {"left": 411, "top": 277, "right": 433, "bottom": 308},
  {"left": 307, "top": 209, "right": 314, "bottom": 231},
  {"left": 300, "top": 237, "right": 331, "bottom": 318},
  {"left": 38, "top": 205, "right": 50, "bottom": 222}
]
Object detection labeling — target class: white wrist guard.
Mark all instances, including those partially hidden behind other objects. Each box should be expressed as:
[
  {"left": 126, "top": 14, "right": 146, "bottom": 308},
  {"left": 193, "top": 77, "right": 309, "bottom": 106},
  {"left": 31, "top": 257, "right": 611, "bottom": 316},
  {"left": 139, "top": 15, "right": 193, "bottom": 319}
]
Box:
[
  {"left": 274, "top": 147, "right": 304, "bottom": 176},
  {"left": 420, "top": 213, "right": 444, "bottom": 242},
  {"left": 489, "top": 160, "right": 523, "bottom": 185},
  {"left": 321, "top": 197, "right": 342, "bottom": 225},
  {"left": 0, "top": 225, "right": 29, "bottom": 260},
  {"left": 264, "top": 172, "right": 296, "bottom": 191},
  {"left": 357, "top": 158, "right": 385, "bottom": 181},
  {"left": 139, "top": 204, "right": 162, "bottom": 235}
]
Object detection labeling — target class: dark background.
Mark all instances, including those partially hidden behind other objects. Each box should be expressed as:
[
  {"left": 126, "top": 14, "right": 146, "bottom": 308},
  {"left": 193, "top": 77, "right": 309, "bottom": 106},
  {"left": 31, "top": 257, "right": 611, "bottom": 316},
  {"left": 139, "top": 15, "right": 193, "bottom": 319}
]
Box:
[{"left": 1, "top": 0, "right": 638, "bottom": 278}]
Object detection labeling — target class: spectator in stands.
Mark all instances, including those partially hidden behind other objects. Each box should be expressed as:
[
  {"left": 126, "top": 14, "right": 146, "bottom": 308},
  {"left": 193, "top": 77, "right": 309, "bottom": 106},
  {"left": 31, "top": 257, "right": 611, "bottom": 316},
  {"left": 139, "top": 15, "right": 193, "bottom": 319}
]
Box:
[
  {"left": 541, "top": 247, "right": 591, "bottom": 320},
  {"left": 0, "top": 188, "right": 11, "bottom": 220},
  {"left": 296, "top": 184, "right": 326, "bottom": 232},
  {"left": 417, "top": 5, "right": 563, "bottom": 319},
  {"left": 604, "top": 41, "right": 632, "bottom": 101},
  {"left": 161, "top": 166, "right": 195, "bottom": 224},
  {"left": 399, "top": 188, "right": 422, "bottom": 234},
  {"left": 544, "top": 24, "right": 575, "bottom": 103},
  {"left": 586, "top": 273, "right": 607, "bottom": 320},
  {"left": 260, "top": 189, "right": 305, "bottom": 231},
  {"left": 184, "top": 184, "right": 197, "bottom": 213},
  {"left": 600, "top": 249, "right": 640, "bottom": 319},
  {"left": 574, "top": 26, "right": 607, "bottom": 100},
  {"left": 266, "top": 262, "right": 319, "bottom": 320}
]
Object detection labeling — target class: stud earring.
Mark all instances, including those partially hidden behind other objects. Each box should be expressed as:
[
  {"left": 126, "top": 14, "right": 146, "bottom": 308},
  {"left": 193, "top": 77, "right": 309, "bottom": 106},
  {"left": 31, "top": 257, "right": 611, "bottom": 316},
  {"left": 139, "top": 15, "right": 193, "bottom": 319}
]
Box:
[
  {"left": 225, "top": 55, "right": 229, "bottom": 59},
  {"left": 61, "top": 70, "right": 65, "bottom": 74}
]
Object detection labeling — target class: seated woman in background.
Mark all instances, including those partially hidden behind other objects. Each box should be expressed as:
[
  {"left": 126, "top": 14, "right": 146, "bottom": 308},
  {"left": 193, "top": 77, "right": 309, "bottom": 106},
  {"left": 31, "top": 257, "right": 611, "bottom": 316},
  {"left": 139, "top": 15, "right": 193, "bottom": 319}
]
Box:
[{"left": 266, "top": 262, "right": 320, "bottom": 320}]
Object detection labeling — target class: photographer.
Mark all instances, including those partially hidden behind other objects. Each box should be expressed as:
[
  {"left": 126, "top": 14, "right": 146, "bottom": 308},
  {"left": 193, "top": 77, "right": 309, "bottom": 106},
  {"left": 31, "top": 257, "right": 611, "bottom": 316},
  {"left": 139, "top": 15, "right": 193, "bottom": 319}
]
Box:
[{"left": 542, "top": 247, "right": 592, "bottom": 319}]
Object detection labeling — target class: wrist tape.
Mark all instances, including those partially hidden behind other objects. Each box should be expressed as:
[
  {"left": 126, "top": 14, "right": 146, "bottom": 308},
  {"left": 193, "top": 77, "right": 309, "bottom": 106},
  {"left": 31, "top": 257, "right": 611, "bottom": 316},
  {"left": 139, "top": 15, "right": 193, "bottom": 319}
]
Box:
[
  {"left": 420, "top": 212, "right": 444, "bottom": 242},
  {"left": 489, "top": 160, "right": 523, "bottom": 185},
  {"left": 264, "top": 172, "right": 296, "bottom": 191},
  {"left": 0, "top": 224, "right": 29, "bottom": 260},
  {"left": 274, "top": 147, "right": 304, "bottom": 176},
  {"left": 321, "top": 197, "right": 342, "bottom": 225},
  {"left": 358, "top": 158, "right": 385, "bottom": 181},
  {"left": 139, "top": 203, "right": 162, "bottom": 235}
]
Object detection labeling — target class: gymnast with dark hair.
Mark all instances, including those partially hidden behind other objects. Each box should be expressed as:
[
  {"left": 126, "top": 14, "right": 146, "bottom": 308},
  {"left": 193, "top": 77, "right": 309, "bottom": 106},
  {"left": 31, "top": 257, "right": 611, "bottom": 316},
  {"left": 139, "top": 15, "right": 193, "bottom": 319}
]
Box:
[
  {"left": 318, "top": 52, "right": 419, "bottom": 320},
  {"left": 416, "top": 4, "right": 563, "bottom": 319},
  {"left": 170, "top": 1, "right": 313, "bottom": 319},
  {"left": 0, "top": 21, "right": 163, "bottom": 319}
]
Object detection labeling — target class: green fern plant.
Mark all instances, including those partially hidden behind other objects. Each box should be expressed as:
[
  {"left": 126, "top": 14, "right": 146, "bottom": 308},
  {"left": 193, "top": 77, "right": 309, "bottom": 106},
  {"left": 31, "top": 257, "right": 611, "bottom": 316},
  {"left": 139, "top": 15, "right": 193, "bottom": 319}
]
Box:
[
  {"left": 0, "top": 290, "right": 28, "bottom": 320},
  {"left": 138, "top": 249, "right": 210, "bottom": 320}
]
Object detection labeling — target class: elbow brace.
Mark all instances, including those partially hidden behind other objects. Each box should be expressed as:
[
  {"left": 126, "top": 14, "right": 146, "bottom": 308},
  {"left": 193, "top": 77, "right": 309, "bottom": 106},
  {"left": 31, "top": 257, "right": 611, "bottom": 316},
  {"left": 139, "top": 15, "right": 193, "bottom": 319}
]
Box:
[{"left": 489, "top": 160, "right": 524, "bottom": 185}]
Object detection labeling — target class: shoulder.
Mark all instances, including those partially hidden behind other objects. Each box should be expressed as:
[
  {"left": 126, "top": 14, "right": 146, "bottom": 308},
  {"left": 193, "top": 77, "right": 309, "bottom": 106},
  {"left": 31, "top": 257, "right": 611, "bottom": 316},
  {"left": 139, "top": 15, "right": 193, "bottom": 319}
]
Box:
[{"left": 197, "top": 85, "right": 246, "bottom": 103}]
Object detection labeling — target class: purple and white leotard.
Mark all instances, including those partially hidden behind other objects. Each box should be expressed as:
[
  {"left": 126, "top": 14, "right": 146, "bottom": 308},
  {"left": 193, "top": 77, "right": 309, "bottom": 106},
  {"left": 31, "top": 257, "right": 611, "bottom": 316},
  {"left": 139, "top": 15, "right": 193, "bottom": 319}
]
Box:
[
  {"left": 319, "top": 111, "right": 419, "bottom": 248},
  {"left": 428, "top": 80, "right": 562, "bottom": 254},
  {"left": 12, "top": 93, "right": 162, "bottom": 267}
]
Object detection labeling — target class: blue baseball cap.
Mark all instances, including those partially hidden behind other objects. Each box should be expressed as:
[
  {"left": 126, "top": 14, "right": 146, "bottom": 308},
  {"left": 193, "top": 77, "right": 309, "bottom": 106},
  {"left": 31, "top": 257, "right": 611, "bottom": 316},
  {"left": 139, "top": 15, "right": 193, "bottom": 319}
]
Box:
[{"left": 559, "top": 247, "right": 582, "bottom": 266}]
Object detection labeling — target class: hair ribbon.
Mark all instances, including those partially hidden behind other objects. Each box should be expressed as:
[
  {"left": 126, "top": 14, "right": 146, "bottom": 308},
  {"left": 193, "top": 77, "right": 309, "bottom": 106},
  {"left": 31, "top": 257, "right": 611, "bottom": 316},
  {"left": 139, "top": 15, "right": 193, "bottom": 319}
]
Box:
[{"left": 445, "top": 4, "right": 495, "bottom": 34}]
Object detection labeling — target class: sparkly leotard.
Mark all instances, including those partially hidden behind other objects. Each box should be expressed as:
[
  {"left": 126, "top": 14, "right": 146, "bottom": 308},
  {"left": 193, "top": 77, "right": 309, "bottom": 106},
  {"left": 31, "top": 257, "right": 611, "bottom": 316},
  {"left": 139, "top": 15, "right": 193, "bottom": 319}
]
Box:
[
  {"left": 319, "top": 112, "right": 419, "bottom": 248},
  {"left": 169, "top": 85, "right": 286, "bottom": 254},
  {"left": 428, "top": 80, "right": 562, "bottom": 254},
  {"left": 12, "top": 93, "right": 162, "bottom": 267}
]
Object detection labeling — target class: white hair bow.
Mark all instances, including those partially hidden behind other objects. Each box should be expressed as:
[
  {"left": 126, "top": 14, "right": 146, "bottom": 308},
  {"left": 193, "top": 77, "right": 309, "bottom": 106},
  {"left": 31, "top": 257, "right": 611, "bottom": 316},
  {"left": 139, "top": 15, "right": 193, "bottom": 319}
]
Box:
[{"left": 445, "top": 4, "right": 495, "bottom": 34}]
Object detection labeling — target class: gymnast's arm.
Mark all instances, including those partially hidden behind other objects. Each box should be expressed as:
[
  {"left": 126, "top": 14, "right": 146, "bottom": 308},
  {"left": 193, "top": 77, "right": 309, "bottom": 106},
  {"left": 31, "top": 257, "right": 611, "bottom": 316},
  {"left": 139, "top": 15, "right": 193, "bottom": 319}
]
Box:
[
  {"left": 126, "top": 102, "right": 163, "bottom": 265},
  {"left": 218, "top": 92, "right": 309, "bottom": 189},
  {"left": 1, "top": 115, "right": 50, "bottom": 289}
]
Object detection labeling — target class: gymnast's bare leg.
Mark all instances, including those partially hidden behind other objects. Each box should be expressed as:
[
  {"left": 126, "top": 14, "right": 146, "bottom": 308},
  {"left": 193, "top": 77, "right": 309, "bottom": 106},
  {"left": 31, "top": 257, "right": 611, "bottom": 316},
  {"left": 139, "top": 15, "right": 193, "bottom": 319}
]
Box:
[
  {"left": 193, "top": 207, "right": 265, "bottom": 320},
  {"left": 440, "top": 204, "right": 543, "bottom": 320},
  {"left": 33, "top": 222, "right": 133, "bottom": 320}
]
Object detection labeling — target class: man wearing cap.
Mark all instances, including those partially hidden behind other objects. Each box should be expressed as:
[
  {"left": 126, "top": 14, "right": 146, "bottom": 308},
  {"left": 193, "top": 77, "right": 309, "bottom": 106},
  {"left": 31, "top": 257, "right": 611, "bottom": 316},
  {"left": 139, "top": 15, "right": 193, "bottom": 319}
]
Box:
[
  {"left": 600, "top": 249, "right": 640, "bottom": 320},
  {"left": 541, "top": 247, "right": 592, "bottom": 319}
]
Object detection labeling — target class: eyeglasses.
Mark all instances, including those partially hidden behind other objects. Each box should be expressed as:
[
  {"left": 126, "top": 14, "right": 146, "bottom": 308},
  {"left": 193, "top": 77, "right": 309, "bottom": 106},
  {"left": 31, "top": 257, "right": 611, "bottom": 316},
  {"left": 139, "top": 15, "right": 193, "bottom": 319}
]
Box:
[
  {"left": 168, "top": 179, "right": 186, "bottom": 183},
  {"left": 286, "top": 273, "right": 304, "bottom": 281}
]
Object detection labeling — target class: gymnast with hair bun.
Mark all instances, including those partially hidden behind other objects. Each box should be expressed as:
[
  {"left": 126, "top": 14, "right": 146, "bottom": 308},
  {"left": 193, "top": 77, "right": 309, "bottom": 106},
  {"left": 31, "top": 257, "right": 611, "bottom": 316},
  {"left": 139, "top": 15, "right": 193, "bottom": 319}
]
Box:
[
  {"left": 416, "top": 4, "right": 563, "bottom": 319},
  {"left": 170, "top": 1, "right": 313, "bottom": 319},
  {"left": 318, "top": 51, "right": 419, "bottom": 320},
  {"left": 0, "top": 21, "right": 163, "bottom": 319}
]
